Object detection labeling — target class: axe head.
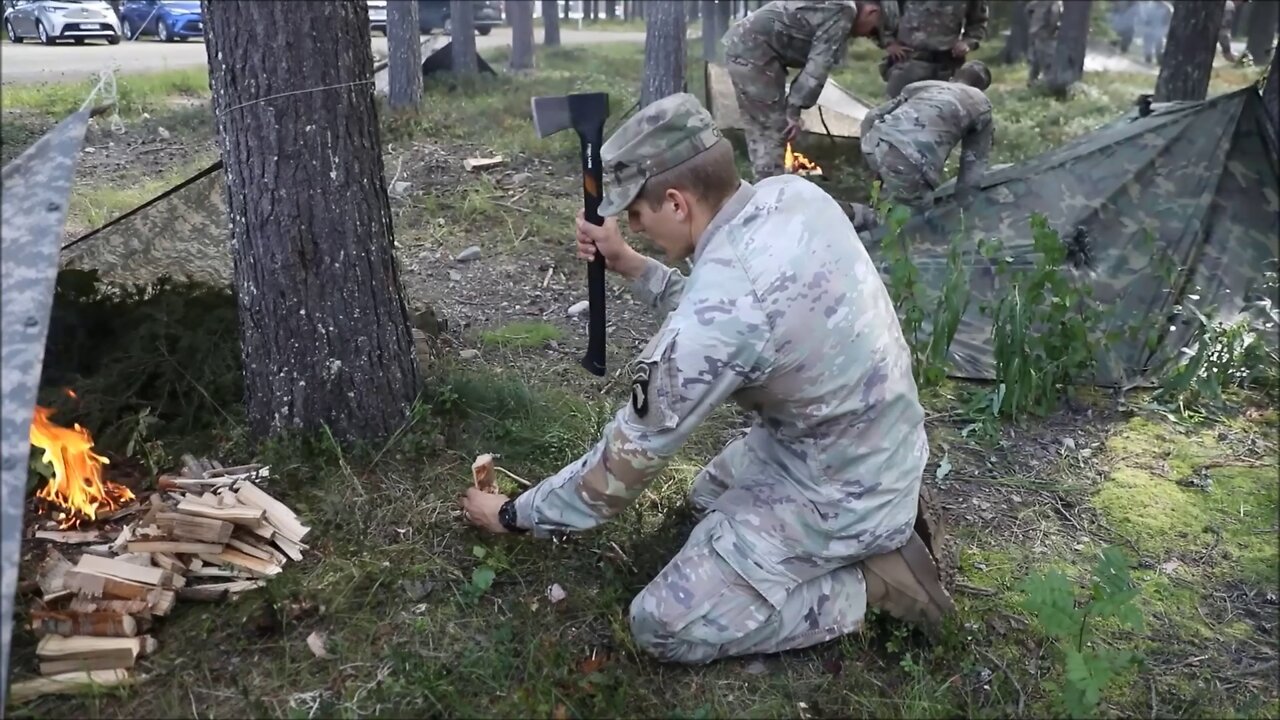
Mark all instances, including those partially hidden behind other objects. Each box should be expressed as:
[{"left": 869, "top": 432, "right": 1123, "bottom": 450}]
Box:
[{"left": 530, "top": 92, "right": 610, "bottom": 138}]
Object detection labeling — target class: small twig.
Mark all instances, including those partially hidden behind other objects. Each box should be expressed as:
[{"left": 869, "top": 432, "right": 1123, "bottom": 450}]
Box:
[
  {"left": 978, "top": 648, "right": 1025, "bottom": 716},
  {"left": 541, "top": 267, "right": 553, "bottom": 288},
  {"left": 490, "top": 200, "right": 529, "bottom": 213},
  {"left": 955, "top": 581, "right": 998, "bottom": 597},
  {"left": 493, "top": 465, "right": 532, "bottom": 487}
]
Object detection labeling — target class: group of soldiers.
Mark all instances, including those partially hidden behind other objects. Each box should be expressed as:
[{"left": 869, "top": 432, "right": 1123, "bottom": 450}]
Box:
[
  {"left": 1111, "top": 0, "right": 1244, "bottom": 66},
  {"left": 720, "top": 0, "right": 995, "bottom": 226}
]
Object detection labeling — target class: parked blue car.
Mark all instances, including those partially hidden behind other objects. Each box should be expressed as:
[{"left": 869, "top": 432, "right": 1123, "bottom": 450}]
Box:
[{"left": 119, "top": 0, "right": 202, "bottom": 42}]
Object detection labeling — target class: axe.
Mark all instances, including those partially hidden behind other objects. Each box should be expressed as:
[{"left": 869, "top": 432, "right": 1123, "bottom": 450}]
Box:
[{"left": 531, "top": 91, "right": 611, "bottom": 377}]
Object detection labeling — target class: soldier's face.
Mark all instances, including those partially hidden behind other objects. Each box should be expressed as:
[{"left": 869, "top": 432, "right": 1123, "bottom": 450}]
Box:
[
  {"left": 853, "top": 6, "right": 881, "bottom": 37},
  {"left": 627, "top": 190, "right": 697, "bottom": 262}
]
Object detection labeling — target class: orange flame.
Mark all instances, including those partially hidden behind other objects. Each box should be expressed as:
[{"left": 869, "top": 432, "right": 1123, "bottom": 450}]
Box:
[
  {"left": 29, "top": 404, "right": 134, "bottom": 528},
  {"left": 784, "top": 142, "right": 822, "bottom": 176}
]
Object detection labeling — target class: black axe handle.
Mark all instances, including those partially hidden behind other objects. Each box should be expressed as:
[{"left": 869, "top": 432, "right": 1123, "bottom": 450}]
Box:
[{"left": 577, "top": 124, "right": 607, "bottom": 377}]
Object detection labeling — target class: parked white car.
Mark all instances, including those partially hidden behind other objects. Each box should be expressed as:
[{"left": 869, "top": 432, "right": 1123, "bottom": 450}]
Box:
[
  {"left": 4, "top": 0, "right": 122, "bottom": 45},
  {"left": 367, "top": 0, "right": 386, "bottom": 36}
]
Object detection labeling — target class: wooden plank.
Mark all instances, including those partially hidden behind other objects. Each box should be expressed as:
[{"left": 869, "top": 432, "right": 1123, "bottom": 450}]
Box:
[
  {"left": 157, "top": 512, "right": 233, "bottom": 544},
  {"left": 75, "top": 555, "right": 169, "bottom": 587},
  {"left": 463, "top": 156, "right": 506, "bottom": 171},
  {"left": 197, "top": 549, "right": 280, "bottom": 578},
  {"left": 151, "top": 552, "right": 187, "bottom": 575},
  {"left": 33, "top": 530, "right": 108, "bottom": 545},
  {"left": 188, "top": 566, "right": 252, "bottom": 579},
  {"left": 29, "top": 611, "right": 137, "bottom": 638},
  {"left": 67, "top": 597, "right": 152, "bottom": 616},
  {"left": 271, "top": 533, "right": 306, "bottom": 563},
  {"left": 63, "top": 571, "right": 168, "bottom": 607},
  {"left": 36, "top": 635, "right": 144, "bottom": 663},
  {"left": 39, "top": 656, "right": 133, "bottom": 675},
  {"left": 8, "top": 669, "right": 136, "bottom": 704},
  {"left": 202, "top": 463, "right": 268, "bottom": 479},
  {"left": 175, "top": 500, "right": 263, "bottom": 525},
  {"left": 113, "top": 552, "right": 154, "bottom": 568},
  {"left": 126, "top": 540, "right": 226, "bottom": 556},
  {"left": 233, "top": 482, "right": 309, "bottom": 542},
  {"left": 226, "top": 535, "right": 283, "bottom": 566}
]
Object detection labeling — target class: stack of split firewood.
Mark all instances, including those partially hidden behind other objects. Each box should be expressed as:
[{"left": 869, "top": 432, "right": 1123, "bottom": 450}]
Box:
[{"left": 12, "top": 460, "right": 310, "bottom": 703}]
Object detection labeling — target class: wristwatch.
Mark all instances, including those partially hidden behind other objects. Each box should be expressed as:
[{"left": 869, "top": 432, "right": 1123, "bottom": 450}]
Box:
[{"left": 498, "top": 499, "right": 527, "bottom": 534}]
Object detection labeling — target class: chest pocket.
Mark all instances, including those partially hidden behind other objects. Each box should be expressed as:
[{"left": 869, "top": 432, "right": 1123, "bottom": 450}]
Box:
[{"left": 628, "top": 324, "right": 682, "bottom": 432}]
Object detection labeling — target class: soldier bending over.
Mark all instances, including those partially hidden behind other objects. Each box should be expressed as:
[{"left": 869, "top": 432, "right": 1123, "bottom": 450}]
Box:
[
  {"left": 460, "top": 93, "right": 954, "bottom": 664},
  {"left": 860, "top": 61, "right": 993, "bottom": 213}
]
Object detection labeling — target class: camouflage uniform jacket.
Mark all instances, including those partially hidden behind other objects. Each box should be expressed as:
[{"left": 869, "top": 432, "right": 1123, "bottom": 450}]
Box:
[
  {"left": 722, "top": 1, "right": 859, "bottom": 118},
  {"left": 891, "top": 0, "right": 989, "bottom": 54},
  {"left": 1136, "top": 0, "right": 1173, "bottom": 33},
  {"left": 514, "top": 177, "right": 929, "bottom": 596},
  {"left": 1027, "top": 0, "right": 1062, "bottom": 39},
  {"left": 860, "top": 79, "right": 993, "bottom": 188}
]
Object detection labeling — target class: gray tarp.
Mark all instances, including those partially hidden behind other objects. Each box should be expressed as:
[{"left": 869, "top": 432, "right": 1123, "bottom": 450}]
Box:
[{"left": 1, "top": 106, "right": 93, "bottom": 710}]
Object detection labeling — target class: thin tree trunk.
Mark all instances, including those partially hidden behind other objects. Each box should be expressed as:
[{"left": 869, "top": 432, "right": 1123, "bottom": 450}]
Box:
[
  {"left": 449, "top": 0, "right": 478, "bottom": 74},
  {"left": 1264, "top": 43, "right": 1279, "bottom": 134},
  {"left": 387, "top": 0, "right": 422, "bottom": 110},
  {"left": 563, "top": 0, "right": 570, "bottom": 20},
  {"left": 1045, "top": 0, "right": 1091, "bottom": 97},
  {"left": 689, "top": 1, "right": 699, "bottom": 21},
  {"left": 588, "top": 0, "right": 596, "bottom": 21},
  {"left": 642, "top": 0, "right": 687, "bottom": 106},
  {"left": 1155, "top": 0, "right": 1225, "bottom": 102},
  {"left": 1246, "top": 0, "right": 1278, "bottom": 65},
  {"left": 716, "top": 0, "right": 732, "bottom": 47},
  {"left": 606, "top": 0, "right": 616, "bottom": 20},
  {"left": 636, "top": 1, "right": 644, "bottom": 20},
  {"left": 1000, "top": 0, "right": 1030, "bottom": 64},
  {"left": 542, "top": 0, "right": 561, "bottom": 45},
  {"left": 202, "top": 0, "right": 422, "bottom": 443},
  {"left": 509, "top": 0, "right": 535, "bottom": 69},
  {"left": 700, "top": 0, "right": 717, "bottom": 60}
]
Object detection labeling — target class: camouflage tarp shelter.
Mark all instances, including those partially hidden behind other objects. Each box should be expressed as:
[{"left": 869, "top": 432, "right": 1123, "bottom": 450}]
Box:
[
  {"left": 863, "top": 84, "right": 1279, "bottom": 387},
  {"left": 704, "top": 60, "right": 874, "bottom": 139}
]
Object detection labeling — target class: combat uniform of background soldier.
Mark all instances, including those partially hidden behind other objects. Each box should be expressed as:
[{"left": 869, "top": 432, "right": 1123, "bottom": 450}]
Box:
[
  {"left": 460, "top": 92, "right": 955, "bottom": 664},
  {"left": 1026, "top": 0, "right": 1062, "bottom": 88},
  {"left": 1109, "top": 0, "right": 1138, "bottom": 55},
  {"left": 721, "top": 0, "right": 886, "bottom": 182},
  {"left": 1138, "top": 0, "right": 1174, "bottom": 65},
  {"left": 879, "top": 0, "right": 989, "bottom": 99},
  {"left": 860, "top": 61, "right": 993, "bottom": 213}
]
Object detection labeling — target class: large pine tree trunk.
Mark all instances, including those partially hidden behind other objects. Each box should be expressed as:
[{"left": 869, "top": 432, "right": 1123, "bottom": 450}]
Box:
[
  {"left": 450, "top": 0, "right": 478, "bottom": 73},
  {"left": 1265, "top": 45, "right": 1279, "bottom": 135},
  {"left": 387, "top": 0, "right": 422, "bottom": 110},
  {"left": 701, "top": 0, "right": 718, "bottom": 60},
  {"left": 1246, "top": 0, "right": 1278, "bottom": 65},
  {"left": 202, "top": 0, "right": 422, "bottom": 443},
  {"left": 1000, "top": 0, "right": 1030, "bottom": 64},
  {"left": 642, "top": 0, "right": 687, "bottom": 106},
  {"left": 1155, "top": 0, "right": 1225, "bottom": 102},
  {"left": 509, "top": 0, "right": 535, "bottom": 70},
  {"left": 542, "top": 0, "right": 561, "bottom": 45},
  {"left": 1045, "top": 0, "right": 1091, "bottom": 97}
]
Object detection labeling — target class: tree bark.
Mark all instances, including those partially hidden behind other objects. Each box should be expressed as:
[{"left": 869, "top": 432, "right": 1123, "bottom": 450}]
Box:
[
  {"left": 449, "top": 0, "right": 478, "bottom": 74},
  {"left": 700, "top": 0, "right": 718, "bottom": 60},
  {"left": 387, "top": 0, "right": 422, "bottom": 110},
  {"left": 509, "top": 0, "right": 535, "bottom": 70},
  {"left": 715, "top": 0, "right": 732, "bottom": 45},
  {"left": 201, "top": 0, "right": 423, "bottom": 444},
  {"left": 1264, "top": 42, "right": 1279, "bottom": 135},
  {"left": 689, "top": 2, "right": 699, "bottom": 21},
  {"left": 1155, "top": 0, "right": 1225, "bottom": 102},
  {"left": 1246, "top": 0, "right": 1278, "bottom": 66},
  {"left": 563, "top": 0, "right": 569, "bottom": 20},
  {"left": 1045, "top": 0, "right": 1091, "bottom": 97},
  {"left": 642, "top": 1, "right": 687, "bottom": 106},
  {"left": 606, "top": 0, "right": 616, "bottom": 20},
  {"left": 542, "top": 0, "right": 561, "bottom": 45},
  {"left": 1000, "top": 0, "right": 1030, "bottom": 64}
]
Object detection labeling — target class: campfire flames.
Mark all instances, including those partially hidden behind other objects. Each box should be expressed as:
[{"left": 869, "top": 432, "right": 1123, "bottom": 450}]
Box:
[
  {"left": 29, "top": 404, "right": 134, "bottom": 528},
  {"left": 785, "top": 142, "right": 823, "bottom": 177}
]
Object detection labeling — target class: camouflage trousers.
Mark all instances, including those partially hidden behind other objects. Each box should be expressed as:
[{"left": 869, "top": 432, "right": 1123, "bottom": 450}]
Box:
[
  {"left": 724, "top": 53, "right": 789, "bottom": 181},
  {"left": 859, "top": 134, "right": 934, "bottom": 213},
  {"left": 881, "top": 55, "right": 964, "bottom": 98},
  {"left": 1027, "top": 36, "right": 1056, "bottom": 84},
  {"left": 628, "top": 436, "right": 868, "bottom": 664}
]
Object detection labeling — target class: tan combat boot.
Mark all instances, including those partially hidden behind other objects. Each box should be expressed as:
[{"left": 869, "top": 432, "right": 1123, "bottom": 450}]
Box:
[{"left": 861, "top": 531, "right": 956, "bottom": 628}]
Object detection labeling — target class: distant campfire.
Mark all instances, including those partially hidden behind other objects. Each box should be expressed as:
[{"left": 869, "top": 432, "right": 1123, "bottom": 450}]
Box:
[
  {"left": 784, "top": 142, "right": 823, "bottom": 177},
  {"left": 28, "top": 404, "right": 134, "bottom": 529}
]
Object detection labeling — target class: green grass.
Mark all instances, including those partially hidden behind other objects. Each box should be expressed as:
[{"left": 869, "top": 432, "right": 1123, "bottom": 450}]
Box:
[
  {"left": 7, "top": 39, "right": 1279, "bottom": 719},
  {"left": 63, "top": 153, "right": 218, "bottom": 235},
  {"left": 0, "top": 67, "right": 210, "bottom": 119}
]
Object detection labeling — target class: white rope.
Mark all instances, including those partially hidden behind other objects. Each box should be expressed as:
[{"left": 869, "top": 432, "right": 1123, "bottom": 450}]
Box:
[
  {"left": 215, "top": 79, "right": 375, "bottom": 117},
  {"left": 79, "top": 68, "right": 125, "bottom": 134}
]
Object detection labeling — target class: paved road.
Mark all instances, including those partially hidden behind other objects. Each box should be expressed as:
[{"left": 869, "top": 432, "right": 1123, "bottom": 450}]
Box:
[{"left": 0, "top": 27, "right": 645, "bottom": 85}]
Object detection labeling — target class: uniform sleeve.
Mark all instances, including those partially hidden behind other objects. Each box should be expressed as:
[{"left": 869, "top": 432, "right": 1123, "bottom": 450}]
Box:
[
  {"left": 629, "top": 255, "right": 687, "bottom": 321},
  {"left": 786, "top": 7, "right": 856, "bottom": 117},
  {"left": 513, "top": 307, "right": 768, "bottom": 536},
  {"left": 962, "top": 0, "right": 990, "bottom": 50},
  {"left": 956, "top": 108, "right": 993, "bottom": 202}
]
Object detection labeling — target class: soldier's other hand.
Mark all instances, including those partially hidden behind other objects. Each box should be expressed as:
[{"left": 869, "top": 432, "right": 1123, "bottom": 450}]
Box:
[
  {"left": 951, "top": 40, "right": 970, "bottom": 58},
  {"left": 576, "top": 210, "right": 645, "bottom": 279},
  {"left": 783, "top": 117, "right": 803, "bottom": 143},
  {"left": 459, "top": 487, "right": 509, "bottom": 534},
  {"left": 885, "top": 41, "right": 911, "bottom": 62}
]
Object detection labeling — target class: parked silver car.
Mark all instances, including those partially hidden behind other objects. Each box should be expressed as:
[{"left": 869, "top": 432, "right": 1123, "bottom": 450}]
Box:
[
  {"left": 367, "top": 0, "right": 386, "bottom": 36},
  {"left": 4, "top": 0, "right": 122, "bottom": 45}
]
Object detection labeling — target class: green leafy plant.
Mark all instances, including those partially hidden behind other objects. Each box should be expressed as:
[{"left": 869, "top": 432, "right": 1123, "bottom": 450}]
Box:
[
  {"left": 980, "top": 215, "right": 1104, "bottom": 422},
  {"left": 1152, "top": 298, "right": 1278, "bottom": 416},
  {"left": 1018, "top": 547, "right": 1144, "bottom": 718},
  {"left": 462, "top": 544, "right": 505, "bottom": 604}
]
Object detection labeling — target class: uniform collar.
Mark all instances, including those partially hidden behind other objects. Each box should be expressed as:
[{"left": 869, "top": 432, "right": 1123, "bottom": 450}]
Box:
[{"left": 692, "top": 180, "right": 756, "bottom": 266}]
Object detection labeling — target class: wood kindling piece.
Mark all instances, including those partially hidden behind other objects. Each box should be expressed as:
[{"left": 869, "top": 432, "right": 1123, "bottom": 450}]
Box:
[
  {"left": 463, "top": 155, "right": 506, "bottom": 171},
  {"left": 174, "top": 500, "right": 264, "bottom": 526},
  {"left": 74, "top": 555, "right": 172, "bottom": 588},
  {"left": 37, "top": 550, "right": 74, "bottom": 603},
  {"left": 155, "top": 511, "right": 234, "bottom": 543},
  {"left": 33, "top": 530, "right": 108, "bottom": 545},
  {"left": 8, "top": 669, "right": 136, "bottom": 703},
  {"left": 232, "top": 481, "right": 309, "bottom": 542},
  {"left": 177, "top": 579, "right": 265, "bottom": 602},
  {"left": 29, "top": 610, "right": 138, "bottom": 638}
]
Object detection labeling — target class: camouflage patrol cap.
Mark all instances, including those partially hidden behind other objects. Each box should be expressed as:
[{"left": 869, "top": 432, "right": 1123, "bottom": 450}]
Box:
[{"left": 598, "top": 92, "right": 724, "bottom": 216}]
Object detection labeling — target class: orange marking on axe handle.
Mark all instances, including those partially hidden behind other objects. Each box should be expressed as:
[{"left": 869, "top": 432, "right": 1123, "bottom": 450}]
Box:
[{"left": 583, "top": 175, "right": 599, "bottom": 197}]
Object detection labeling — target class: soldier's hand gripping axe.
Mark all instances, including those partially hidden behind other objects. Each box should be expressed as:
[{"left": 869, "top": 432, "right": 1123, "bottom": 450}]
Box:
[{"left": 530, "top": 92, "right": 611, "bottom": 377}]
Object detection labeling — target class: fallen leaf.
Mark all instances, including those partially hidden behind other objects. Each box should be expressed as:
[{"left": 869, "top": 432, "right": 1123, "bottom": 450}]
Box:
[
  {"left": 307, "top": 631, "right": 334, "bottom": 659},
  {"left": 579, "top": 650, "right": 609, "bottom": 675},
  {"left": 935, "top": 454, "right": 952, "bottom": 482},
  {"left": 547, "top": 583, "right": 567, "bottom": 604}
]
